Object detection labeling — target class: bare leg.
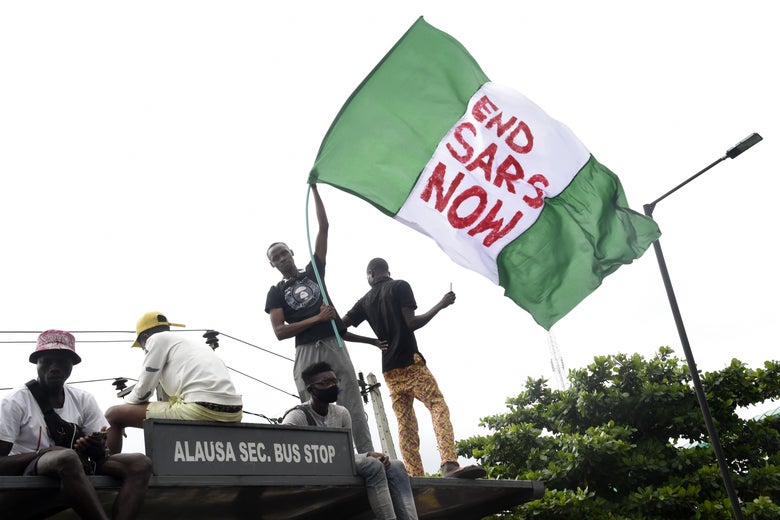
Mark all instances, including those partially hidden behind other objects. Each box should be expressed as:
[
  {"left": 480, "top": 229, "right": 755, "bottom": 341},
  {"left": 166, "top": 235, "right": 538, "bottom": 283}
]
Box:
[
  {"left": 98, "top": 453, "right": 153, "bottom": 520},
  {"left": 105, "top": 403, "right": 149, "bottom": 454},
  {"left": 36, "top": 448, "right": 109, "bottom": 520}
]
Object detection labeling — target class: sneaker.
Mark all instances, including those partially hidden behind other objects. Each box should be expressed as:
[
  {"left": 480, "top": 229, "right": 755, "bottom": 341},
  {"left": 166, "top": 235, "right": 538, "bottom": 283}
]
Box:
[{"left": 441, "top": 461, "right": 486, "bottom": 479}]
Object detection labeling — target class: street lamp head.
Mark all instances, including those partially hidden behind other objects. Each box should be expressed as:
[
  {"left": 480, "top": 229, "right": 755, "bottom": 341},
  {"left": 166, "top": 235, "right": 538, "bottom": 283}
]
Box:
[{"left": 726, "top": 133, "right": 762, "bottom": 159}]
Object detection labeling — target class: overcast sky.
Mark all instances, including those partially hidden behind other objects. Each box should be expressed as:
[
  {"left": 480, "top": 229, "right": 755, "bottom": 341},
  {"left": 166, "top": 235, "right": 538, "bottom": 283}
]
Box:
[{"left": 1, "top": 1, "right": 776, "bottom": 473}]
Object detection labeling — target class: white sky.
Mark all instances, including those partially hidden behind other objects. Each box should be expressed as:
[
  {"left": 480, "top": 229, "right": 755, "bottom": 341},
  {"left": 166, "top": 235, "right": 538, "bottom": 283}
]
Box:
[{"left": 1, "top": 1, "right": 777, "bottom": 474}]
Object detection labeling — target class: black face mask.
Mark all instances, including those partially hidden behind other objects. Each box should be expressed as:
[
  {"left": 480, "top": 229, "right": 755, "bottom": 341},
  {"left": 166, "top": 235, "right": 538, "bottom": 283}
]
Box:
[{"left": 314, "top": 385, "right": 339, "bottom": 404}]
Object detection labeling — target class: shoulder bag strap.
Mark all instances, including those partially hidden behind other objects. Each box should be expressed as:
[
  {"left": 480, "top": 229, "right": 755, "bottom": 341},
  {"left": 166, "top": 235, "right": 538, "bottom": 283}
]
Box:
[{"left": 281, "top": 404, "right": 318, "bottom": 426}]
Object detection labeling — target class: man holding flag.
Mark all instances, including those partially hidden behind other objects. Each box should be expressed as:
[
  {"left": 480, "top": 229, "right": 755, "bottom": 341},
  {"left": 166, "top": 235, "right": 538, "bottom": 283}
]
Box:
[{"left": 265, "top": 184, "right": 378, "bottom": 454}]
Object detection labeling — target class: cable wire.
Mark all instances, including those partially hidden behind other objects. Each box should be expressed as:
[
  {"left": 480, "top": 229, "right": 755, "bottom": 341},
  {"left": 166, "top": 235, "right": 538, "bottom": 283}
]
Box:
[
  {"left": 226, "top": 365, "right": 299, "bottom": 400},
  {"left": 0, "top": 330, "right": 296, "bottom": 399},
  {"left": 218, "top": 332, "right": 293, "bottom": 362},
  {"left": 69, "top": 377, "right": 138, "bottom": 385}
]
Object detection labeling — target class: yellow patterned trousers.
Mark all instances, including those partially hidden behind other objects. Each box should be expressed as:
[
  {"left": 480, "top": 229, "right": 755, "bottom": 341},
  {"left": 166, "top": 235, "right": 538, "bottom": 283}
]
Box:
[{"left": 383, "top": 353, "right": 456, "bottom": 477}]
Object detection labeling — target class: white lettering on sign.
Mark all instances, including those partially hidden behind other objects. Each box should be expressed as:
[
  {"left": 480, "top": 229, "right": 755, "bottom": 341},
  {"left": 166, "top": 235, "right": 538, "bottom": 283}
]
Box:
[
  {"left": 273, "top": 443, "right": 301, "bottom": 463},
  {"left": 303, "top": 444, "right": 336, "bottom": 464},
  {"left": 238, "top": 442, "right": 269, "bottom": 462},
  {"left": 174, "top": 441, "right": 236, "bottom": 462},
  {"left": 172, "top": 440, "right": 339, "bottom": 465}
]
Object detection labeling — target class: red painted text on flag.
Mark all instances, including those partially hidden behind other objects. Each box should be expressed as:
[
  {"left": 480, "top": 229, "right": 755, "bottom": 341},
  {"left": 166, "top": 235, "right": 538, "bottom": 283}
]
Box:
[{"left": 420, "top": 94, "right": 550, "bottom": 247}]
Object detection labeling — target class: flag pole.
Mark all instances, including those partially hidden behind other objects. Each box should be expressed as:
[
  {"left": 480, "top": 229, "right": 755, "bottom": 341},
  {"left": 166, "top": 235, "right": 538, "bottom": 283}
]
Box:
[{"left": 643, "top": 132, "right": 761, "bottom": 520}]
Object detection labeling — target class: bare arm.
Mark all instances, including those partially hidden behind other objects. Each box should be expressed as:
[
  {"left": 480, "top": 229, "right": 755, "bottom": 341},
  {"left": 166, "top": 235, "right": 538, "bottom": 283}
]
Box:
[
  {"left": 311, "top": 184, "right": 329, "bottom": 263},
  {"left": 269, "top": 304, "right": 336, "bottom": 341},
  {"left": 401, "top": 291, "right": 456, "bottom": 331},
  {"left": 342, "top": 331, "right": 388, "bottom": 351},
  {"left": 341, "top": 314, "right": 388, "bottom": 350}
]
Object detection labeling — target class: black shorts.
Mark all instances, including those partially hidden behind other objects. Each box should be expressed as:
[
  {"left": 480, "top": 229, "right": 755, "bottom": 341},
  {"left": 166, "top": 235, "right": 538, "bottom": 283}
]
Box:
[{"left": 22, "top": 451, "right": 48, "bottom": 476}]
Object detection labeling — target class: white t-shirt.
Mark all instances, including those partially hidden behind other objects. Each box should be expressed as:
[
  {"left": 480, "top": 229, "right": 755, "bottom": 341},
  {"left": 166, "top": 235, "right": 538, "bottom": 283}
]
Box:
[
  {"left": 126, "top": 331, "right": 242, "bottom": 406},
  {"left": 282, "top": 401, "right": 352, "bottom": 429},
  {"left": 0, "top": 384, "right": 108, "bottom": 455},
  {"left": 282, "top": 401, "right": 364, "bottom": 458}
]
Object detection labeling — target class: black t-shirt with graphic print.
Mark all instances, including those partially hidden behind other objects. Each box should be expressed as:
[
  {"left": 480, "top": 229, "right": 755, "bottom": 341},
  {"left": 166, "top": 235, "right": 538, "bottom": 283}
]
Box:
[{"left": 265, "top": 256, "right": 346, "bottom": 346}]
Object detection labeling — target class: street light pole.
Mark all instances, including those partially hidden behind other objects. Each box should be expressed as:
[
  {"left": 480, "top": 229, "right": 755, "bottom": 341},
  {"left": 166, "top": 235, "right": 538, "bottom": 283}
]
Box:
[{"left": 643, "top": 133, "right": 762, "bottom": 520}]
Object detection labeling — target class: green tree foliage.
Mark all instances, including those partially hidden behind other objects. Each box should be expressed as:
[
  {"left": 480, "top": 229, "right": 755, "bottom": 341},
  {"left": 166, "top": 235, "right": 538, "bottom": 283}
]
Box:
[{"left": 458, "top": 347, "right": 780, "bottom": 519}]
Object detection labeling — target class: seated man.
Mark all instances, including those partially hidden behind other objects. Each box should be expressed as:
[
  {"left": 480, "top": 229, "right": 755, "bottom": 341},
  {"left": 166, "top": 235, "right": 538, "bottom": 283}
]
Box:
[
  {"left": 0, "top": 330, "right": 152, "bottom": 520},
  {"left": 282, "top": 362, "right": 418, "bottom": 520},
  {"left": 105, "top": 312, "right": 243, "bottom": 454}
]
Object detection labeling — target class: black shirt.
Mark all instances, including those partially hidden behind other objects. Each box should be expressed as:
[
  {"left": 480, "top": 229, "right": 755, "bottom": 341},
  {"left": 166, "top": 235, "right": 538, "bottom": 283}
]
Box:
[
  {"left": 346, "top": 277, "right": 423, "bottom": 372},
  {"left": 265, "top": 256, "right": 346, "bottom": 346}
]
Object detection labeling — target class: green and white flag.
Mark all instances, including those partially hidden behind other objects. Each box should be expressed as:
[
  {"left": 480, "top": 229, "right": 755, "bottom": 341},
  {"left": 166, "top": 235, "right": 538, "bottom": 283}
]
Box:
[{"left": 309, "top": 17, "right": 660, "bottom": 330}]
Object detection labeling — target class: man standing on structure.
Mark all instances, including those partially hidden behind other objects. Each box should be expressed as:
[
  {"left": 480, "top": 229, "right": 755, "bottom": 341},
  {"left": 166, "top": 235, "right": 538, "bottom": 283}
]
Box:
[
  {"left": 343, "top": 258, "right": 485, "bottom": 478},
  {"left": 265, "top": 184, "right": 379, "bottom": 454}
]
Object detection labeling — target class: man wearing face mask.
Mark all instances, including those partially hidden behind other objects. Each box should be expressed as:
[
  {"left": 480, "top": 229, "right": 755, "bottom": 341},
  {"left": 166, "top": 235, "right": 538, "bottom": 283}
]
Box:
[{"left": 282, "top": 362, "right": 418, "bottom": 520}]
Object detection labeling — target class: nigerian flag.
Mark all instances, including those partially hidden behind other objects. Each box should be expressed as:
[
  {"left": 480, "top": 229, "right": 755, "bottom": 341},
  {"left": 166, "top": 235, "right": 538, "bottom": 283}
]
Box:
[{"left": 309, "top": 16, "right": 661, "bottom": 330}]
